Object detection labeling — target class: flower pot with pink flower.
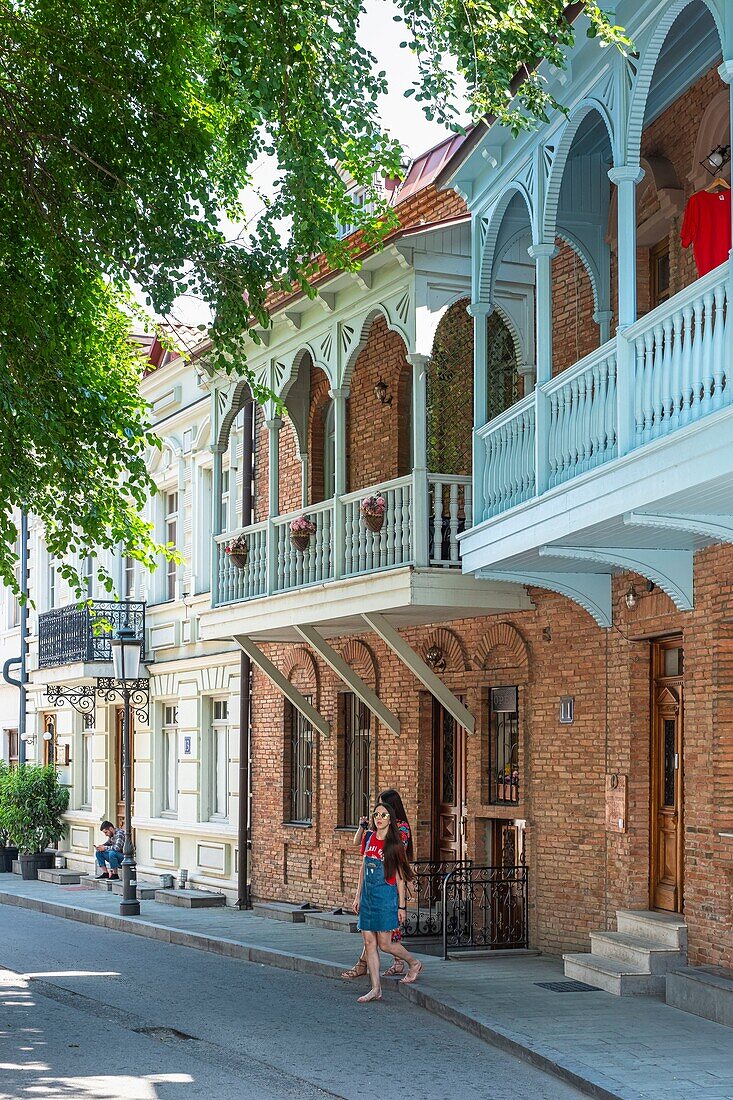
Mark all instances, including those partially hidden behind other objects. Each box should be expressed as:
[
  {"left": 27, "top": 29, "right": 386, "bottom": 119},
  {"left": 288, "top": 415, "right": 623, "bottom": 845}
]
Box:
[
  {"left": 290, "top": 514, "right": 317, "bottom": 551},
  {"left": 225, "top": 534, "right": 249, "bottom": 568},
  {"left": 360, "top": 493, "right": 387, "bottom": 533}
]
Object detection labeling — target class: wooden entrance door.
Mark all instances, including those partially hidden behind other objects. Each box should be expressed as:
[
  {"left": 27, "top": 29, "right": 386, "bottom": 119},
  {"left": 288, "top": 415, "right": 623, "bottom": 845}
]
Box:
[
  {"left": 433, "top": 698, "right": 467, "bottom": 862},
  {"left": 115, "top": 707, "right": 135, "bottom": 829},
  {"left": 651, "top": 639, "right": 684, "bottom": 912}
]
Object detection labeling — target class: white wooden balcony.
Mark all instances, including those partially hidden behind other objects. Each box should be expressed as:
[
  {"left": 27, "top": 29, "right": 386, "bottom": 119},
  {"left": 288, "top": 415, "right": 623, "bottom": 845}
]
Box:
[
  {"left": 462, "top": 261, "right": 733, "bottom": 627},
  {"left": 213, "top": 472, "right": 470, "bottom": 605},
  {"left": 203, "top": 471, "right": 533, "bottom": 643}
]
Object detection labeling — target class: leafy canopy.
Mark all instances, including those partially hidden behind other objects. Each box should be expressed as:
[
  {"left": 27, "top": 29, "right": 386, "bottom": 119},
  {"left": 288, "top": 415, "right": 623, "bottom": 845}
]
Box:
[{"left": 0, "top": 0, "right": 627, "bottom": 593}]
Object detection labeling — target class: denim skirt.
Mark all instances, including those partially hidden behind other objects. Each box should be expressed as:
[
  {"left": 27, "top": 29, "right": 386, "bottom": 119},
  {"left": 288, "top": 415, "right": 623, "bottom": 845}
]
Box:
[{"left": 357, "top": 856, "right": 399, "bottom": 932}]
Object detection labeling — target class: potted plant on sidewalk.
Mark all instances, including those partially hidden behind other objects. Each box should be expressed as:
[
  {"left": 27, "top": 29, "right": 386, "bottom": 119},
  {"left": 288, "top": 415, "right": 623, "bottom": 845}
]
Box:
[
  {"left": 1, "top": 764, "right": 69, "bottom": 879},
  {"left": 225, "top": 533, "right": 249, "bottom": 568},
  {"left": 289, "top": 514, "right": 317, "bottom": 552},
  {"left": 0, "top": 762, "right": 19, "bottom": 873},
  {"left": 360, "top": 492, "right": 387, "bottom": 533}
]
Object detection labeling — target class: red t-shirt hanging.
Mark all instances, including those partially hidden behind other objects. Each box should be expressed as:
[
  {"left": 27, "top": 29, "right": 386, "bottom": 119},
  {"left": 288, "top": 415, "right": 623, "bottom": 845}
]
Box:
[
  {"left": 360, "top": 832, "right": 397, "bottom": 884},
  {"left": 680, "top": 189, "right": 731, "bottom": 276}
]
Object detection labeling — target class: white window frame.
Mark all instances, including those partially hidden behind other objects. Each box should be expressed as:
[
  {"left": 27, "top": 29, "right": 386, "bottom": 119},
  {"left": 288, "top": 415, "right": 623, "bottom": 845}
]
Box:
[
  {"left": 123, "top": 555, "right": 135, "bottom": 599},
  {"left": 81, "top": 714, "right": 94, "bottom": 810},
  {"left": 161, "top": 703, "right": 179, "bottom": 816},
  {"left": 165, "top": 492, "right": 178, "bottom": 602},
  {"left": 210, "top": 698, "right": 230, "bottom": 821}
]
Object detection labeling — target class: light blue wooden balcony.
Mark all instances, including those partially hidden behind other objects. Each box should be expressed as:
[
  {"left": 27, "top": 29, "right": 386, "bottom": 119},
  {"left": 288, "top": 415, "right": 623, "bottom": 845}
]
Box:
[
  {"left": 461, "top": 260, "right": 733, "bottom": 626},
  {"left": 213, "top": 472, "right": 471, "bottom": 607},
  {"left": 476, "top": 261, "right": 729, "bottom": 523}
]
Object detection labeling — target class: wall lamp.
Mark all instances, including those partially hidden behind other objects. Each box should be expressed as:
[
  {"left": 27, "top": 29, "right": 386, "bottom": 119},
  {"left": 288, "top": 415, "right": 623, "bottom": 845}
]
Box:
[
  {"left": 702, "top": 144, "right": 730, "bottom": 176},
  {"left": 374, "top": 379, "right": 392, "bottom": 406},
  {"left": 624, "top": 584, "right": 638, "bottom": 611}
]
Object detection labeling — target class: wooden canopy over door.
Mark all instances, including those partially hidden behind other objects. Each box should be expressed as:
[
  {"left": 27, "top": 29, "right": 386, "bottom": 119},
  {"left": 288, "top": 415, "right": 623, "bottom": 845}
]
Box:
[
  {"left": 432, "top": 698, "right": 467, "bottom": 862},
  {"left": 650, "top": 638, "right": 684, "bottom": 913}
]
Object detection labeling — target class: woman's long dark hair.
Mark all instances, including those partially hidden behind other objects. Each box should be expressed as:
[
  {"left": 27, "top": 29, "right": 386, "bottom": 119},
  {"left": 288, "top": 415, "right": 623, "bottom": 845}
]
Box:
[
  {"left": 372, "top": 801, "right": 414, "bottom": 884},
  {"left": 378, "top": 788, "right": 413, "bottom": 860}
]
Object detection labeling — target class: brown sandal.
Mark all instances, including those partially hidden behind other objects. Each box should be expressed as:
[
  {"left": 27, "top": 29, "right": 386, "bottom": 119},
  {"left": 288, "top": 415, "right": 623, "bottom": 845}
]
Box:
[
  {"left": 382, "top": 960, "right": 405, "bottom": 977},
  {"left": 340, "top": 958, "right": 368, "bottom": 980}
]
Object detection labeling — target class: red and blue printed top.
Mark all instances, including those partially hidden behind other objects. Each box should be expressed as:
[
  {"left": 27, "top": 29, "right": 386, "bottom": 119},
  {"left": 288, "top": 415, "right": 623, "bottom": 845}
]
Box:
[{"left": 360, "top": 820, "right": 411, "bottom": 887}]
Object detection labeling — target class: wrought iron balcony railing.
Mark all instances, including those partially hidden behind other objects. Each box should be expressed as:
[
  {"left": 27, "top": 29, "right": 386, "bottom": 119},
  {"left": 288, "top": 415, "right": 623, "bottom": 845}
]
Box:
[{"left": 38, "top": 600, "right": 146, "bottom": 669}]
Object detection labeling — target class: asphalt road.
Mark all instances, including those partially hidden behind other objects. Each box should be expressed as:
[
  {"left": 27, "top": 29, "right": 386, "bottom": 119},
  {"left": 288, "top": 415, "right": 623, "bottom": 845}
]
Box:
[{"left": 0, "top": 906, "right": 584, "bottom": 1100}]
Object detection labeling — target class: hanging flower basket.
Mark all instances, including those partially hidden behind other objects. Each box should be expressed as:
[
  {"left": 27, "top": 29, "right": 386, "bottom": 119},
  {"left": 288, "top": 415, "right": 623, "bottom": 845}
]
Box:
[
  {"left": 290, "top": 514, "right": 317, "bottom": 552},
  {"left": 360, "top": 493, "right": 387, "bottom": 533},
  {"left": 225, "top": 537, "right": 249, "bottom": 569}
]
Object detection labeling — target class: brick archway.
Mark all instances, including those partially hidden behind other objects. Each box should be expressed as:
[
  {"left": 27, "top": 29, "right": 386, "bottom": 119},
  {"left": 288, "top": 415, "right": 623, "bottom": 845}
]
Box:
[{"left": 474, "top": 622, "right": 530, "bottom": 671}]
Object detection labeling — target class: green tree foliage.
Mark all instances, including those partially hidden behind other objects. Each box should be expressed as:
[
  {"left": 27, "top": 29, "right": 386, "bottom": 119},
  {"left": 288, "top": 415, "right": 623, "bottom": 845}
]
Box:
[{"left": 0, "top": 1, "right": 627, "bottom": 592}]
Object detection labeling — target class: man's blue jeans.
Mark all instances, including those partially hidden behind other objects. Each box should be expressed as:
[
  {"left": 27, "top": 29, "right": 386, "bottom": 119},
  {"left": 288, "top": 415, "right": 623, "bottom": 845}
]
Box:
[{"left": 96, "top": 849, "right": 123, "bottom": 872}]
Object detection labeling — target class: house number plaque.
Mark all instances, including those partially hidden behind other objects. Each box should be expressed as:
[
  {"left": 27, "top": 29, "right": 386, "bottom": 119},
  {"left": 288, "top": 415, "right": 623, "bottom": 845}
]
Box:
[{"left": 605, "top": 774, "right": 627, "bottom": 833}]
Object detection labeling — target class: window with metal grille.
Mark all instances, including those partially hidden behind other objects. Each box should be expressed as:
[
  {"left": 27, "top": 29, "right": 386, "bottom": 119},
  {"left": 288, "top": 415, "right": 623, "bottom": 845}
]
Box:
[
  {"left": 211, "top": 699, "right": 229, "bottom": 820},
  {"left": 5, "top": 728, "right": 18, "bottom": 767},
  {"left": 486, "top": 312, "right": 520, "bottom": 422},
  {"left": 286, "top": 700, "right": 313, "bottom": 824},
  {"left": 342, "top": 693, "right": 371, "bottom": 826},
  {"left": 165, "top": 492, "right": 178, "bottom": 602},
  {"left": 162, "top": 703, "right": 178, "bottom": 814},
  {"left": 489, "top": 686, "right": 520, "bottom": 805}
]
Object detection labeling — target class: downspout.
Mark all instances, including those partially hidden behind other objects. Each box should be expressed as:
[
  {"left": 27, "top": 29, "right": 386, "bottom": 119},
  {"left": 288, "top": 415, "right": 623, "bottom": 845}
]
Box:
[
  {"left": 237, "top": 400, "right": 254, "bottom": 909},
  {"left": 18, "top": 511, "right": 28, "bottom": 764}
]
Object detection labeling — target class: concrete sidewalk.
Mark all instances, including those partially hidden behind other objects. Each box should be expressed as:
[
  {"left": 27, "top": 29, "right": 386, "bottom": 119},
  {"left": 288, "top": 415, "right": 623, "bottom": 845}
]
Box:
[{"left": 0, "top": 876, "right": 731, "bottom": 1100}]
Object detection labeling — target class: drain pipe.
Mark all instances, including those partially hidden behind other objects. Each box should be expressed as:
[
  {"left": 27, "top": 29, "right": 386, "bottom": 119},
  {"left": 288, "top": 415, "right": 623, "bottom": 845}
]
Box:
[
  {"left": 237, "top": 400, "right": 254, "bottom": 909},
  {"left": 18, "top": 511, "right": 29, "bottom": 764}
]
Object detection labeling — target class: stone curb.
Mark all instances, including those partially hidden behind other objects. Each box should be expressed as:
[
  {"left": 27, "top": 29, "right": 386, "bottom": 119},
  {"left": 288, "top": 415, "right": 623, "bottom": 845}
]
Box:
[{"left": 0, "top": 890, "right": 627, "bottom": 1100}]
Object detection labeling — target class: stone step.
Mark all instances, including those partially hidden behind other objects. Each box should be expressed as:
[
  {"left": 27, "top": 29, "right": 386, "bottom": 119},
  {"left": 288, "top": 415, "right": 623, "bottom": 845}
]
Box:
[
  {"left": 616, "top": 909, "right": 687, "bottom": 950},
  {"left": 79, "top": 875, "right": 114, "bottom": 891},
  {"left": 666, "top": 965, "right": 733, "bottom": 1028},
  {"left": 563, "top": 952, "right": 666, "bottom": 996},
  {"left": 303, "top": 909, "right": 358, "bottom": 933},
  {"left": 252, "top": 902, "right": 320, "bottom": 923},
  {"left": 37, "top": 869, "right": 82, "bottom": 885},
  {"left": 590, "top": 931, "right": 686, "bottom": 974},
  {"left": 154, "top": 889, "right": 226, "bottom": 909},
  {"left": 110, "top": 882, "right": 157, "bottom": 900}
]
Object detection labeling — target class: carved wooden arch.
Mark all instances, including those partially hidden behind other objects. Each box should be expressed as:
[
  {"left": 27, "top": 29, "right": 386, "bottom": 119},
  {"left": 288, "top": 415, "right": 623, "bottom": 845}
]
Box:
[
  {"left": 419, "top": 627, "right": 469, "bottom": 673},
  {"left": 474, "top": 622, "right": 530, "bottom": 671},
  {"left": 343, "top": 306, "right": 410, "bottom": 390},
  {"left": 626, "top": 0, "right": 725, "bottom": 169},
  {"left": 338, "top": 638, "right": 378, "bottom": 690},
  {"left": 282, "top": 646, "right": 320, "bottom": 708}
]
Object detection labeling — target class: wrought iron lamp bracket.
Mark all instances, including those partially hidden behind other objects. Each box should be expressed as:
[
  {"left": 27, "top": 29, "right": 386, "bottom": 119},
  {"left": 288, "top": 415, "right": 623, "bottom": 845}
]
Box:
[
  {"left": 46, "top": 684, "right": 96, "bottom": 718},
  {"left": 96, "top": 677, "right": 150, "bottom": 724}
]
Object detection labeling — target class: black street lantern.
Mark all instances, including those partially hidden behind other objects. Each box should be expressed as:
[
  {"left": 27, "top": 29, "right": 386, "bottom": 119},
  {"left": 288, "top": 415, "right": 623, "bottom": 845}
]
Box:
[{"left": 110, "top": 626, "right": 143, "bottom": 917}]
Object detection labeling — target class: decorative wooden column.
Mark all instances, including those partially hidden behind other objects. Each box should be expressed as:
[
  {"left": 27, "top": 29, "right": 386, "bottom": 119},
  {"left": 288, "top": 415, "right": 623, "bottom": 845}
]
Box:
[
  {"left": 527, "top": 242, "right": 557, "bottom": 494},
  {"left": 330, "top": 386, "right": 349, "bottom": 577},
  {"left": 408, "top": 353, "right": 429, "bottom": 567},
  {"left": 265, "top": 415, "right": 281, "bottom": 593},
  {"left": 609, "top": 164, "right": 644, "bottom": 456},
  {"left": 210, "top": 445, "right": 224, "bottom": 606},
  {"left": 468, "top": 303, "right": 492, "bottom": 525}
]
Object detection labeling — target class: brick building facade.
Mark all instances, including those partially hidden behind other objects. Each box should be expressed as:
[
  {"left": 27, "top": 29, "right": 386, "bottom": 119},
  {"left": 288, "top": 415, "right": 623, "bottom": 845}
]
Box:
[{"left": 202, "top": 17, "right": 733, "bottom": 980}]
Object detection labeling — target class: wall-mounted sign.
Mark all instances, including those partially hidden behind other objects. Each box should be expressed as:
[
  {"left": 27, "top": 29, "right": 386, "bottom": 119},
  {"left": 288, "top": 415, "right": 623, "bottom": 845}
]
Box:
[
  {"left": 183, "top": 735, "right": 192, "bottom": 756},
  {"left": 559, "top": 696, "right": 574, "bottom": 724},
  {"left": 491, "top": 686, "right": 518, "bottom": 713}
]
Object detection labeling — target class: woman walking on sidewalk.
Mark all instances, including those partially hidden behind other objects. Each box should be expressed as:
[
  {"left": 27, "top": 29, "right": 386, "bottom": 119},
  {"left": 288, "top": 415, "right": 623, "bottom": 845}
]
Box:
[
  {"left": 341, "top": 788, "right": 413, "bottom": 981},
  {"left": 352, "top": 802, "right": 422, "bottom": 1003}
]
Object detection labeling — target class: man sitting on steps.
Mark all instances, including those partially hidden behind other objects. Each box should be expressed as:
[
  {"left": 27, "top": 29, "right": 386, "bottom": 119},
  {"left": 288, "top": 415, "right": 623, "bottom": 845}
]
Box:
[{"left": 95, "top": 821, "right": 125, "bottom": 880}]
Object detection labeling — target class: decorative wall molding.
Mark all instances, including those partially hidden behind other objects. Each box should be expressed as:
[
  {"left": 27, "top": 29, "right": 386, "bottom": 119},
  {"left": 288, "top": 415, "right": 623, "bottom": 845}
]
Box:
[{"left": 474, "top": 622, "right": 530, "bottom": 671}]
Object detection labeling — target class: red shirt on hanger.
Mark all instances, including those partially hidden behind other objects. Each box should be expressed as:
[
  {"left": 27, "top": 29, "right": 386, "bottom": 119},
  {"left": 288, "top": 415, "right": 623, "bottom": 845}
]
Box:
[{"left": 680, "top": 189, "right": 731, "bottom": 276}]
